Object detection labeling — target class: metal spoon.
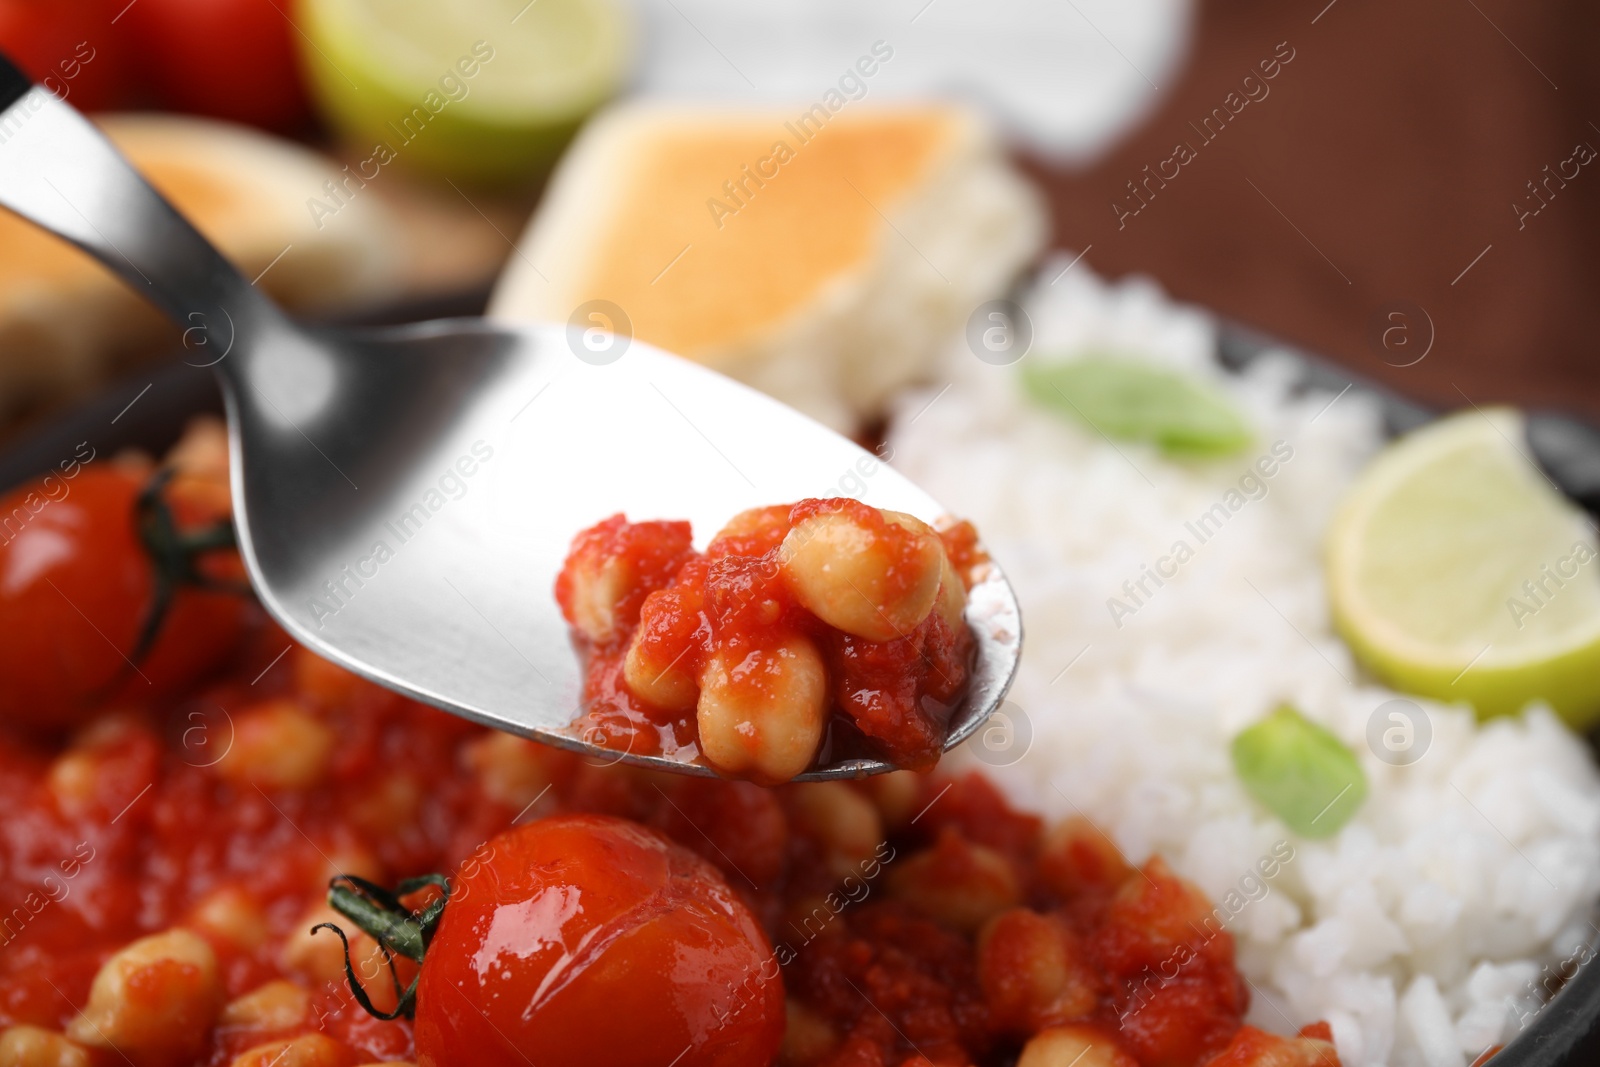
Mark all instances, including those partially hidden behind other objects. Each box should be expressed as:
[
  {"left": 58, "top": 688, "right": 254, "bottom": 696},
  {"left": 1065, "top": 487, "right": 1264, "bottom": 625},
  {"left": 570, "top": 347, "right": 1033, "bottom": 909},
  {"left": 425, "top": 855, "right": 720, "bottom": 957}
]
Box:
[{"left": 0, "top": 56, "right": 1020, "bottom": 780}]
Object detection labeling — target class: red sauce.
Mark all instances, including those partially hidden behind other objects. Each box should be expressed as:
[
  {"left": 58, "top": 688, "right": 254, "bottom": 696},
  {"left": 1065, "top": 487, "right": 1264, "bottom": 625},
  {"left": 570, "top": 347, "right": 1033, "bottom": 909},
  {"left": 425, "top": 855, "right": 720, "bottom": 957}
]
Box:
[
  {"left": 0, "top": 638, "right": 515, "bottom": 1058},
  {"left": 0, "top": 439, "right": 1341, "bottom": 1067},
  {"left": 0, "top": 662, "right": 1339, "bottom": 1067}
]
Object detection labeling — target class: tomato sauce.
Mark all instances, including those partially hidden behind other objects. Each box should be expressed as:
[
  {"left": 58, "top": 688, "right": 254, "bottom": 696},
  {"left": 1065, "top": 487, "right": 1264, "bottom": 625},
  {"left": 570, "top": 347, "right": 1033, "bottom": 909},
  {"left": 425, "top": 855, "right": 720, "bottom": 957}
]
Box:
[
  {"left": 0, "top": 429, "right": 1341, "bottom": 1067},
  {"left": 0, "top": 643, "right": 498, "bottom": 1063},
  {"left": 0, "top": 660, "right": 1338, "bottom": 1067}
]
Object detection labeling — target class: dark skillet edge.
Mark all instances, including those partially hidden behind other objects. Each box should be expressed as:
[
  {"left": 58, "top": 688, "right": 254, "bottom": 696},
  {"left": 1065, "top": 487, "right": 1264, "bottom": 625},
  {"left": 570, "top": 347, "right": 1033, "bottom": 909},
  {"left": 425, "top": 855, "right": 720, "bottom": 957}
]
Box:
[
  {"left": 0, "top": 288, "right": 492, "bottom": 493},
  {"left": 0, "top": 358, "right": 224, "bottom": 493},
  {"left": 0, "top": 51, "right": 32, "bottom": 111},
  {"left": 1506, "top": 942, "right": 1600, "bottom": 1067},
  {"left": 1217, "top": 319, "right": 1600, "bottom": 518},
  {"left": 1214, "top": 319, "right": 1433, "bottom": 436},
  {"left": 3, "top": 308, "right": 1600, "bottom": 1065}
]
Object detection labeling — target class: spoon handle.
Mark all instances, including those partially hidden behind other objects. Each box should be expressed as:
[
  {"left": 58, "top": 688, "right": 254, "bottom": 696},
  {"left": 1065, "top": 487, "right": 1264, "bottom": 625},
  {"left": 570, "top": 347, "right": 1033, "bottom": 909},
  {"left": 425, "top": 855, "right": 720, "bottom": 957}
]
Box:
[{"left": 0, "top": 51, "right": 283, "bottom": 358}]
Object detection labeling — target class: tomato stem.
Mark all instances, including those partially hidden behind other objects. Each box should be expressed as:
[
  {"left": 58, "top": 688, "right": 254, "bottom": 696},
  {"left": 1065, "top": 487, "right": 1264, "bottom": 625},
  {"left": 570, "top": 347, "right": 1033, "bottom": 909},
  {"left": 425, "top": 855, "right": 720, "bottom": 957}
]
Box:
[
  {"left": 309, "top": 921, "right": 417, "bottom": 1022},
  {"left": 103, "top": 469, "right": 246, "bottom": 693},
  {"left": 314, "top": 872, "right": 453, "bottom": 1022}
]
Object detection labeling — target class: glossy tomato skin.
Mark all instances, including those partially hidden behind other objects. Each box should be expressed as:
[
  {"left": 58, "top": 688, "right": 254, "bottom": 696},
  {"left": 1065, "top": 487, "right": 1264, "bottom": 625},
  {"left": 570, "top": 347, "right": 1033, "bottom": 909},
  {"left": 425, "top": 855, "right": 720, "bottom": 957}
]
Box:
[
  {"left": 414, "top": 814, "right": 785, "bottom": 1067},
  {"left": 119, "top": 0, "right": 310, "bottom": 130},
  {"left": 0, "top": 465, "right": 248, "bottom": 731}
]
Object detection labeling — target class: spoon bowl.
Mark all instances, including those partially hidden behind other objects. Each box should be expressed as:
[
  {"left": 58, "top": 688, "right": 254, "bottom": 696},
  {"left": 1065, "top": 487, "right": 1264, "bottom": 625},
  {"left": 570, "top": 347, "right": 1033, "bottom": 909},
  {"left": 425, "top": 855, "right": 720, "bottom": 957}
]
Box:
[
  {"left": 0, "top": 57, "right": 1021, "bottom": 779},
  {"left": 234, "top": 317, "right": 1024, "bottom": 779}
]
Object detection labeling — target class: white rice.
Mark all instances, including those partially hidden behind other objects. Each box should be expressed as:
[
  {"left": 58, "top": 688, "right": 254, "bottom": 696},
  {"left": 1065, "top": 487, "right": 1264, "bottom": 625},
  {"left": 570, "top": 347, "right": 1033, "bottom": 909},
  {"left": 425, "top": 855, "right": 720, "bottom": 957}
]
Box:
[{"left": 885, "top": 258, "right": 1600, "bottom": 1067}]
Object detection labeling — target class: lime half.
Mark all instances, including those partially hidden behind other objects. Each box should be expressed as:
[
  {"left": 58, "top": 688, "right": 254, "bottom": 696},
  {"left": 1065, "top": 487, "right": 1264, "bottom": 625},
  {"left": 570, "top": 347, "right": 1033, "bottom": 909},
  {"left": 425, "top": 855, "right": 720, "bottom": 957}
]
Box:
[
  {"left": 1327, "top": 408, "right": 1600, "bottom": 727},
  {"left": 297, "top": 0, "right": 631, "bottom": 183}
]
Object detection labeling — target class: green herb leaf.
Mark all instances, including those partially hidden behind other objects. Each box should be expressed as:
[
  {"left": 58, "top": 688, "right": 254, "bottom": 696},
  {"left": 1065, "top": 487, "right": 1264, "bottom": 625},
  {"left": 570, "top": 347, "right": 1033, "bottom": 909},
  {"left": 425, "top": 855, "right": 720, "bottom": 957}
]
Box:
[
  {"left": 1231, "top": 705, "right": 1367, "bottom": 838},
  {"left": 1021, "top": 356, "right": 1253, "bottom": 456}
]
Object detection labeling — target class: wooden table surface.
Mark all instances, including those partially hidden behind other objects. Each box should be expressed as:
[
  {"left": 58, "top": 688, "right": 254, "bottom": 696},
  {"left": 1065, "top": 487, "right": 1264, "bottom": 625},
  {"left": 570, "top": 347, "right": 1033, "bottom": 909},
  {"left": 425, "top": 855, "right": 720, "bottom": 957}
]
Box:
[{"left": 1023, "top": 0, "right": 1600, "bottom": 420}]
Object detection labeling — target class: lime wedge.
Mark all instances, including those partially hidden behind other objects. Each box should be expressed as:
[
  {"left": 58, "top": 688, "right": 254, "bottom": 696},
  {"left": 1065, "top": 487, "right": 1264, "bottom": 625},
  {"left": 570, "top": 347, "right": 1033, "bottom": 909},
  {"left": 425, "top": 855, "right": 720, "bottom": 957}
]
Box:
[
  {"left": 1021, "top": 356, "right": 1253, "bottom": 457},
  {"left": 1327, "top": 408, "right": 1600, "bottom": 726},
  {"left": 297, "top": 0, "right": 631, "bottom": 183}
]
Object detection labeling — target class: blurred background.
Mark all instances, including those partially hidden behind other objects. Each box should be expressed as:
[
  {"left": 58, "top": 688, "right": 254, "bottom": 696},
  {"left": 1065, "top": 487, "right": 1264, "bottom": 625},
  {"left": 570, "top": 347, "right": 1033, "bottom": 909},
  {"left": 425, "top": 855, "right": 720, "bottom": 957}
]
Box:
[{"left": 0, "top": 0, "right": 1594, "bottom": 438}]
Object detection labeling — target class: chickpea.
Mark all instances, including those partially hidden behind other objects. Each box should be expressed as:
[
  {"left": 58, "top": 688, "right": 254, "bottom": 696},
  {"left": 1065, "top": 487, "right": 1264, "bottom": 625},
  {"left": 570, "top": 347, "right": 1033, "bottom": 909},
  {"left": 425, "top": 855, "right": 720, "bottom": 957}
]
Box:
[
  {"left": 783, "top": 894, "right": 850, "bottom": 946},
  {"left": 281, "top": 904, "right": 415, "bottom": 1016},
  {"left": 1037, "top": 817, "right": 1133, "bottom": 899},
  {"left": 313, "top": 845, "right": 385, "bottom": 890},
  {"left": 218, "top": 980, "right": 310, "bottom": 1032},
  {"left": 978, "top": 909, "right": 1101, "bottom": 1033},
  {"left": 779, "top": 507, "right": 944, "bottom": 642},
  {"left": 73, "top": 714, "right": 138, "bottom": 748},
  {"left": 1268, "top": 1032, "right": 1341, "bottom": 1065},
  {"left": 216, "top": 699, "right": 335, "bottom": 791},
  {"left": 164, "top": 417, "right": 233, "bottom": 517},
  {"left": 621, "top": 578, "right": 709, "bottom": 714},
  {"left": 560, "top": 552, "right": 632, "bottom": 645},
  {"left": 66, "top": 928, "right": 223, "bottom": 1063},
  {"left": 697, "top": 635, "right": 827, "bottom": 783},
  {"left": 779, "top": 1000, "right": 838, "bottom": 1065},
  {"left": 47, "top": 715, "right": 147, "bottom": 818},
  {"left": 1016, "top": 1025, "right": 1139, "bottom": 1067},
  {"left": 293, "top": 647, "right": 370, "bottom": 707},
  {"left": 229, "top": 1034, "right": 352, "bottom": 1067},
  {"left": 165, "top": 416, "right": 230, "bottom": 479},
  {"left": 623, "top": 628, "right": 699, "bottom": 713},
  {"left": 1102, "top": 857, "right": 1227, "bottom": 971},
  {"left": 885, "top": 830, "right": 1021, "bottom": 932},
  {"left": 787, "top": 783, "right": 884, "bottom": 881},
  {"left": 349, "top": 773, "right": 423, "bottom": 837},
  {"left": 45, "top": 750, "right": 98, "bottom": 819},
  {"left": 933, "top": 552, "right": 967, "bottom": 631},
  {"left": 860, "top": 770, "right": 923, "bottom": 832},
  {"left": 189, "top": 885, "right": 268, "bottom": 951},
  {"left": 0, "top": 1027, "right": 91, "bottom": 1067},
  {"left": 708, "top": 505, "right": 792, "bottom": 557},
  {"left": 461, "top": 732, "right": 555, "bottom": 810},
  {"left": 280, "top": 903, "right": 354, "bottom": 987}
]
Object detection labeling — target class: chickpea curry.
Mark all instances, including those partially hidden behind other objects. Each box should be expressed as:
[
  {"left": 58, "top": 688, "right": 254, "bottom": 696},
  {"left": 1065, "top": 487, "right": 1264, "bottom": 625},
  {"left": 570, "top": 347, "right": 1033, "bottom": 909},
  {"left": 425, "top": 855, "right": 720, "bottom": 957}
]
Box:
[
  {"left": 0, "top": 422, "right": 1343, "bottom": 1067},
  {"left": 556, "top": 499, "right": 982, "bottom": 782}
]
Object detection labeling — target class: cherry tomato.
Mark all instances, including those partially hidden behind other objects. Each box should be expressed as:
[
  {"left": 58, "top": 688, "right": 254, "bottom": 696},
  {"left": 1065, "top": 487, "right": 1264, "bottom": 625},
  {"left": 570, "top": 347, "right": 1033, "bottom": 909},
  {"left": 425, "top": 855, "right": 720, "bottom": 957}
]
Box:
[
  {"left": 413, "top": 814, "right": 784, "bottom": 1067},
  {"left": 119, "top": 0, "right": 310, "bottom": 130},
  {"left": 0, "top": 463, "right": 249, "bottom": 731},
  {"left": 0, "top": 0, "right": 130, "bottom": 111}
]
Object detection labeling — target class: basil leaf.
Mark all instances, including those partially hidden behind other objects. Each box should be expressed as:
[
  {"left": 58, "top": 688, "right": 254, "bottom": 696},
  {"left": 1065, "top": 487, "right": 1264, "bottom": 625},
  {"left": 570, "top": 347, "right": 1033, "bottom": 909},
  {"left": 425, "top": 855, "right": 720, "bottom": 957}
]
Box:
[
  {"left": 1022, "top": 356, "right": 1253, "bottom": 456},
  {"left": 1231, "top": 705, "right": 1368, "bottom": 838}
]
